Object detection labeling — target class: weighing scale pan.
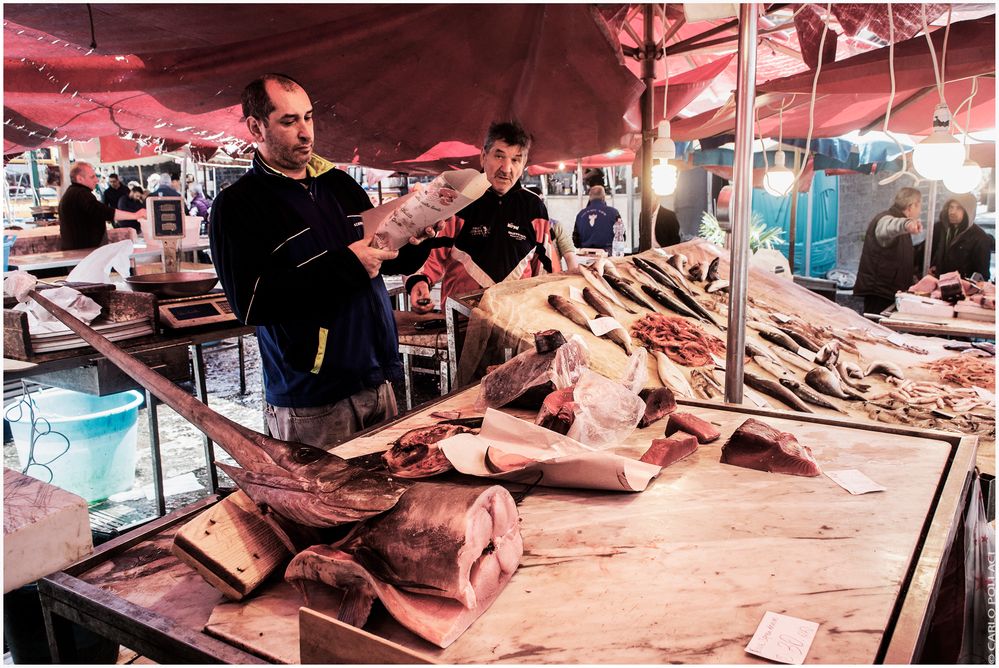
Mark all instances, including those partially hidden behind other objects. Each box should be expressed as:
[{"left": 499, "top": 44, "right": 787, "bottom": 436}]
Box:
[{"left": 126, "top": 272, "right": 219, "bottom": 298}]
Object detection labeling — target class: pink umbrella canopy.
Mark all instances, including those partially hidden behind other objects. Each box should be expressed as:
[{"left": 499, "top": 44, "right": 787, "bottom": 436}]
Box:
[{"left": 4, "top": 4, "right": 644, "bottom": 167}]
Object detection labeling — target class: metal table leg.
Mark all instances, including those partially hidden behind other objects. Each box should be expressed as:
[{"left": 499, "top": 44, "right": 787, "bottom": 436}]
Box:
[
  {"left": 401, "top": 348, "right": 414, "bottom": 410},
  {"left": 438, "top": 352, "right": 449, "bottom": 396},
  {"left": 190, "top": 344, "right": 219, "bottom": 493},
  {"left": 261, "top": 365, "right": 271, "bottom": 437},
  {"left": 237, "top": 336, "right": 246, "bottom": 396},
  {"left": 145, "top": 390, "right": 166, "bottom": 517}
]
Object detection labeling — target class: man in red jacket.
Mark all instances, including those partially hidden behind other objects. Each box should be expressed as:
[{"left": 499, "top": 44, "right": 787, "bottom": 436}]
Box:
[{"left": 406, "top": 121, "right": 551, "bottom": 312}]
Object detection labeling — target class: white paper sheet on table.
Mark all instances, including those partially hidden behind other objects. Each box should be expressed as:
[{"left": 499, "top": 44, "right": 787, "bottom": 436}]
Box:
[
  {"left": 439, "top": 408, "right": 661, "bottom": 492},
  {"left": 362, "top": 169, "right": 490, "bottom": 250}
]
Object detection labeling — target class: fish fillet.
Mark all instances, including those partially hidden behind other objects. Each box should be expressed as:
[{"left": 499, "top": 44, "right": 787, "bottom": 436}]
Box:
[
  {"left": 720, "top": 418, "right": 821, "bottom": 477},
  {"left": 640, "top": 431, "right": 698, "bottom": 468},
  {"left": 665, "top": 412, "right": 720, "bottom": 443}
]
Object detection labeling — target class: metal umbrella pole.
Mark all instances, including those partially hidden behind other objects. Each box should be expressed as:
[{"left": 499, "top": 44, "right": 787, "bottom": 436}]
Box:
[
  {"left": 923, "top": 180, "right": 938, "bottom": 274},
  {"left": 638, "top": 3, "right": 656, "bottom": 252},
  {"left": 724, "top": 3, "right": 759, "bottom": 404}
]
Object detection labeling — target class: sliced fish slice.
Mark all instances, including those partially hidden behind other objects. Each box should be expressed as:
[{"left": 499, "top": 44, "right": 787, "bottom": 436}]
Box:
[{"left": 721, "top": 418, "right": 822, "bottom": 477}]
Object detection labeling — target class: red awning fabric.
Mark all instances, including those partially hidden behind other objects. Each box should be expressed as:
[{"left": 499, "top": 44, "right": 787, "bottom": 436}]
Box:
[
  {"left": 4, "top": 4, "right": 644, "bottom": 168},
  {"left": 672, "top": 15, "right": 995, "bottom": 141}
]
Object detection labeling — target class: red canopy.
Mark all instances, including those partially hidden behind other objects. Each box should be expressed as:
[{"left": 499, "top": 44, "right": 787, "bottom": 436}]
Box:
[
  {"left": 672, "top": 15, "right": 995, "bottom": 141},
  {"left": 4, "top": 4, "right": 644, "bottom": 168}
]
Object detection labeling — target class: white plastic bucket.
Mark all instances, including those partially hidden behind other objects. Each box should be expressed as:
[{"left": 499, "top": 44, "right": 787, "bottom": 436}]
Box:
[{"left": 7, "top": 389, "right": 144, "bottom": 503}]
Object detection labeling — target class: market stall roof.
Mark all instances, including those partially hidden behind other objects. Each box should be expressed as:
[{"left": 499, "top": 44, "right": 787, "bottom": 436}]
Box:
[
  {"left": 671, "top": 13, "right": 995, "bottom": 141},
  {"left": 3, "top": 4, "right": 644, "bottom": 168}
]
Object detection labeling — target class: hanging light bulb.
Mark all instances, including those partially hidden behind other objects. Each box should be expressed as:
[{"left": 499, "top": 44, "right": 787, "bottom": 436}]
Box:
[
  {"left": 763, "top": 149, "right": 795, "bottom": 197},
  {"left": 651, "top": 120, "right": 678, "bottom": 196},
  {"left": 911, "top": 103, "right": 966, "bottom": 180},
  {"left": 942, "top": 157, "right": 983, "bottom": 194}
]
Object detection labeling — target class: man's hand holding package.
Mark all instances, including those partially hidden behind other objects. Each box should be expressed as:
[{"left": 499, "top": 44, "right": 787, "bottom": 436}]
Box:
[
  {"left": 407, "top": 220, "right": 447, "bottom": 246},
  {"left": 350, "top": 236, "right": 399, "bottom": 278}
]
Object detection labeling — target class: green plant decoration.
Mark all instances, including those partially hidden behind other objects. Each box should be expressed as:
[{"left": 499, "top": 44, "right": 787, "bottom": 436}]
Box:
[{"left": 699, "top": 211, "right": 785, "bottom": 253}]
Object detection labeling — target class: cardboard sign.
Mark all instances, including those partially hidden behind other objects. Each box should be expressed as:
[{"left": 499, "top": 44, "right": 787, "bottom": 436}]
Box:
[{"left": 746, "top": 611, "right": 819, "bottom": 664}]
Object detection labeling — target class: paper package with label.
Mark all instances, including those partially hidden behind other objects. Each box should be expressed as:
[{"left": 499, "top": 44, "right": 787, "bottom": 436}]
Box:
[{"left": 362, "top": 169, "right": 490, "bottom": 250}]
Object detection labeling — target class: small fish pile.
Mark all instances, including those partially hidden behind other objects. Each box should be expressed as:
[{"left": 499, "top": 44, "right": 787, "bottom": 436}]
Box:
[
  {"left": 868, "top": 377, "right": 994, "bottom": 413},
  {"left": 921, "top": 355, "right": 995, "bottom": 391},
  {"left": 632, "top": 313, "right": 726, "bottom": 367}
]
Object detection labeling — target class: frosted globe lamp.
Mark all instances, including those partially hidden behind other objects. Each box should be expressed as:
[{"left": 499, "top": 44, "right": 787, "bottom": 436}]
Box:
[
  {"left": 912, "top": 103, "right": 966, "bottom": 180},
  {"left": 942, "top": 159, "right": 983, "bottom": 194},
  {"left": 652, "top": 162, "right": 678, "bottom": 196},
  {"left": 762, "top": 150, "right": 795, "bottom": 197}
]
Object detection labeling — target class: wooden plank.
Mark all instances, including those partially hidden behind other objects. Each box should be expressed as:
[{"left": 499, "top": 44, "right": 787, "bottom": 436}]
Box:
[
  {"left": 172, "top": 490, "right": 290, "bottom": 601},
  {"left": 300, "top": 607, "right": 437, "bottom": 664}
]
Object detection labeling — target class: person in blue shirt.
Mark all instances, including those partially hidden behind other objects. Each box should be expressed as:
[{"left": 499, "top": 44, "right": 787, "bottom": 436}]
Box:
[{"left": 572, "top": 185, "right": 621, "bottom": 254}]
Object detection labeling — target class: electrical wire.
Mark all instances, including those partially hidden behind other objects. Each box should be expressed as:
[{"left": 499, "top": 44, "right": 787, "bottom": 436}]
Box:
[
  {"left": 921, "top": 3, "right": 950, "bottom": 105},
  {"left": 793, "top": 2, "right": 832, "bottom": 186},
  {"left": 878, "top": 1, "right": 916, "bottom": 186}
]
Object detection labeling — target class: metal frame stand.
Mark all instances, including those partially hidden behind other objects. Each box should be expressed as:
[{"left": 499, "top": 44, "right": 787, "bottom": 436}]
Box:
[
  {"left": 145, "top": 390, "right": 166, "bottom": 516},
  {"left": 190, "top": 344, "right": 219, "bottom": 493}
]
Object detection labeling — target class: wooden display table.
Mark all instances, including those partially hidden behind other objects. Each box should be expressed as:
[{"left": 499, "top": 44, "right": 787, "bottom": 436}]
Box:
[
  {"left": 880, "top": 312, "right": 996, "bottom": 340},
  {"left": 37, "top": 387, "right": 976, "bottom": 664}
]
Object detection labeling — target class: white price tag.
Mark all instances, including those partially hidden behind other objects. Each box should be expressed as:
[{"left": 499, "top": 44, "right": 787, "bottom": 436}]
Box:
[
  {"left": 825, "top": 469, "right": 886, "bottom": 495},
  {"left": 745, "top": 611, "right": 819, "bottom": 665},
  {"left": 568, "top": 285, "right": 586, "bottom": 304},
  {"left": 588, "top": 316, "right": 624, "bottom": 337},
  {"left": 795, "top": 348, "right": 816, "bottom": 363},
  {"left": 886, "top": 333, "right": 909, "bottom": 347},
  {"left": 710, "top": 353, "right": 726, "bottom": 370},
  {"left": 772, "top": 312, "right": 793, "bottom": 324},
  {"left": 745, "top": 389, "right": 768, "bottom": 408}
]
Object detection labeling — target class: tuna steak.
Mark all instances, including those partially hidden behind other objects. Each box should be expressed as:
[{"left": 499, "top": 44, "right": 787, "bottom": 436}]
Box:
[
  {"left": 665, "top": 412, "right": 720, "bottom": 443},
  {"left": 286, "top": 483, "right": 523, "bottom": 648},
  {"left": 638, "top": 387, "right": 678, "bottom": 427},
  {"left": 720, "top": 418, "right": 822, "bottom": 477},
  {"left": 536, "top": 387, "right": 577, "bottom": 435},
  {"left": 640, "top": 431, "right": 698, "bottom": 468}
]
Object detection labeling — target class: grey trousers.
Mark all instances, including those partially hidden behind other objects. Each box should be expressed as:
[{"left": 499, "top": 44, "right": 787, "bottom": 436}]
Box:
[{"left": 264, "top": 381, "right": 398, "bottom": 450}]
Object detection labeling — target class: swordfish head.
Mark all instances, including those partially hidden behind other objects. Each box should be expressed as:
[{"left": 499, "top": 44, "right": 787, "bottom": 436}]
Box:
[{"left": 217, "top": 429, "right": 412, "bottom": 528}]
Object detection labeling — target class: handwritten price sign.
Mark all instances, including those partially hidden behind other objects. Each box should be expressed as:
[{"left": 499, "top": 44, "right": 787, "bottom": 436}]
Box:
[{"left": 746, "top": 612, "right": 819, "bottom": 664}]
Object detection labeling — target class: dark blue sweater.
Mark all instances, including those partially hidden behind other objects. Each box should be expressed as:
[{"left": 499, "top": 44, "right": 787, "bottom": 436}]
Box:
[{"left": 210, "top": 155, "right": 430, "bottom": 408}]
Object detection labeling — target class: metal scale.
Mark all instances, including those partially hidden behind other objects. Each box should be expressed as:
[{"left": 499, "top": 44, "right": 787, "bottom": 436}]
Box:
[{"left": 147, "top": 197, "right": 237, "bottom": 329}]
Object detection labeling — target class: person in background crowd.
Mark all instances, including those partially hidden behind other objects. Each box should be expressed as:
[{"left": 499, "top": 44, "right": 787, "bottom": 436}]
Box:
[
  {"left": 146, "top": 173, "right": 161, "bottom": 194},
  {"left": 210, "top": 73, "right": 442, "bottom": 448},
  {"left": 172, "top": 173, "right": 183, "bottom": 195},
  {"left": 188, "top": 183, "right": 212, "bottom": 218},
  {"left": 406, "top": 121, "right": 552, "bottom": 313},
  {"left": 853, "top": 186, "right": 924, "bottom": 315},
  {"left": 930, "top": 193, "right": 992, "bottom": 281},
  {"left": 525, "top": 184, "right": 578, "bottom": 273},
  {"left": 58, "top": 162, "right": 145, "bottom": 250},
  {"left": 152, "top": 172, "right": 181, "bottom": 197},
  {"left": 112, "top": 185, "right": 146, "bottom": 234},
  {"left": 573, "top": 185, "right": 621, "bottom": 255},
  {"left": 102, "top": 173, "right": 128, "bottom": 209}
]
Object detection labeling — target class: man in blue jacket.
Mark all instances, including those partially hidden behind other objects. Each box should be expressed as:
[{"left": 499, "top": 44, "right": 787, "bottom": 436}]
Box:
[
  {"left": 210, "top": 73, "right": 439, "bottom": 448},
  {"left": 572, "top": 185, "right": 621, "bottom": 254}
]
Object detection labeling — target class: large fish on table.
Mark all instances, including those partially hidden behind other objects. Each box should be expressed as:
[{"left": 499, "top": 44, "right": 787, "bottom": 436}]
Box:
[
  {"left": 27, "top": 289, "right": 408, "bottom": 529},
  {"left": 286, "top": 483, "right": 523, "bottom": 648},
  {"left": 604, "top": 274, "right": 659, "bottom": 312}
]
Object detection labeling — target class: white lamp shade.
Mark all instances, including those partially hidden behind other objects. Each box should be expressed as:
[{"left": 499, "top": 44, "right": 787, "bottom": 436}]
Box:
[
  {"left": 912, "top": 133, "right": 966, "bottom": 180},
  {"left": 942, "top": 160, "right": 983, "bottom": 194},
  {"left": 652, "top": 162, "right": 678, "bottom": 196},
  {"left": 763, "top": 169, "right": 795, "bottom": 197}
]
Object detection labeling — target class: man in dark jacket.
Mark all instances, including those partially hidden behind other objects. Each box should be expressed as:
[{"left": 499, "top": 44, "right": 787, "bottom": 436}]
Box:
[
  {"left": 853, "top": 187, "right": 924, "bottom": 315},
  {"left": 210, "top": 73, "right": 440, "bottom": 449},
  {"left": 101, "top": 173, "right": 128, "bottom": 209},
  {"left": 58, "top": 162, "right": 145, "bottom": 250},
  {"left": 930, "top": 193, "right": 993, "bottom": 280}
]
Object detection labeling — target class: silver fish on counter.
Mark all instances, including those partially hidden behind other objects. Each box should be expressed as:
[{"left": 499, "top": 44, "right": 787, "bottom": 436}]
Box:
[
  {"left": 778, "top": 377, "right": 842, "bottom": 411},
  {"left": 836, "top": 360, "right": 870, "bottom": 391},
  {"left": 580, "top": 265, "right": 633, "bottom": 312},
  {"left": 641, "top": 284, "right": 703, "bottom": 321},
  {"left": 604, "top": 274, "right": 660, "bottom": 311},
  {"left": 652, "top": 349, "right": 695, "bottom": 397},
  {"left": 690, "top": 368, "right": 724, "bottom": 399},
  {"left": 547, "top": 294, "right": 632, "bottom": 355},
  {"left": 865, "top": 360, "right": 905, "bottom": 379},
  {"left": 666, "top": 252, "right": 688, "bottom": 275},
  {"left": 706, "top": 279, "right": 729, "bottom": 294},
  {"left": 744, "top": 371, "right": 814, "bottom": 413},
  {"left": 805, "top": 366, "right": 865, "bottom": 401},
  {"left": 814, "top": 340, "right": 841, "bottom": 367},
  {"left": 706, "top": 256, "right": 722, "bottom": 282},
  {"left": 769, "top": 345, "right": 814, "bottom": 372}
]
